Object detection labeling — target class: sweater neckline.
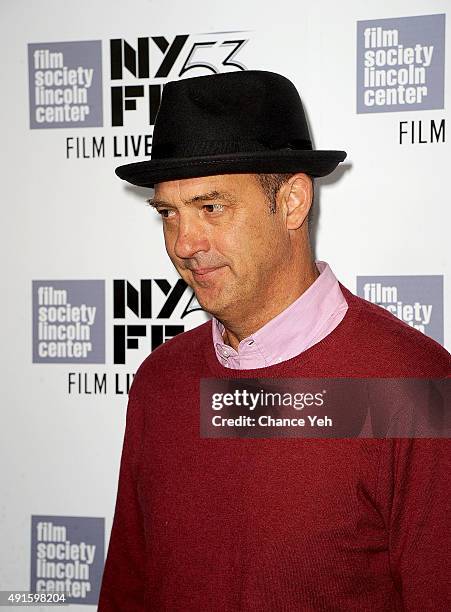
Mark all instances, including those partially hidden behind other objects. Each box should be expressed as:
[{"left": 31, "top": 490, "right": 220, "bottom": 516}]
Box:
[{"left": 204, "top": 284, "right": 363, "bottom": 378}]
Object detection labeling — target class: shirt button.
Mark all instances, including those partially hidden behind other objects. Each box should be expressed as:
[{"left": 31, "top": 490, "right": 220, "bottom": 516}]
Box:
[{"left": 223, "top": 350, "right": 229, "bottom": 357}]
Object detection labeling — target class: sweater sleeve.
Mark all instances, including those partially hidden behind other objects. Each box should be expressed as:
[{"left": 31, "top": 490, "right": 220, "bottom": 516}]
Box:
[
  {"left": 98, "top": 382, "right": 147, "bottom": 611},
  {"left": 377, "top": 437, "right": 451, "bottom": 610}
]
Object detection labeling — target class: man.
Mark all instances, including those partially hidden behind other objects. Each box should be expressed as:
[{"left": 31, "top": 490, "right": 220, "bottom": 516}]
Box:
[{"left": 99, "top": 71, "right": 450, "bottom": 610}]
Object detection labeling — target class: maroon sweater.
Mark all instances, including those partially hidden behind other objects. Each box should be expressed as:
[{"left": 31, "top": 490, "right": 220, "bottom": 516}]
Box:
[{"left": 99, "top": 287, "right": 451, "bottom": 611}]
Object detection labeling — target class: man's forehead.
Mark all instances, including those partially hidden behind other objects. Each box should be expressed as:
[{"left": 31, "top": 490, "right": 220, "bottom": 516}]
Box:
[{"left": 153, "top": 173, "right": 253, "bottom": 203}]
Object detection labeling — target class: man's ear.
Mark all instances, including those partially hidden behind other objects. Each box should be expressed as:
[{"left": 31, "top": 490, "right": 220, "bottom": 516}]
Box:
[{"left": 279, "top": 173, "right": 313, "bottom": 230}]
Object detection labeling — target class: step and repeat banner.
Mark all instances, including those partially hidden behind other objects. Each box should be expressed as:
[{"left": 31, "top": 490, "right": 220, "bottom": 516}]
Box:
[{"left": 1, "top": 0, "right": 449, "bottom": 608}]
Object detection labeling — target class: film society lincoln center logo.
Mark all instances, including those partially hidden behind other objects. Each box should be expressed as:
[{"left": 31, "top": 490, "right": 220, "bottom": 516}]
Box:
[
  {"left": 32, "top": 280, "right": 105, "bottom": 363},
  {"left": 357, "top": 275, "right": 444, "bottom": 345},
  {"left": 28, "top": 40, "right": 103, "bottom": 128},
  {"left": 356, "top": 14, "right": 445, "bottom": 113},
  {"left": 30, "top": 515, "right": 104, "bottom": 605}
]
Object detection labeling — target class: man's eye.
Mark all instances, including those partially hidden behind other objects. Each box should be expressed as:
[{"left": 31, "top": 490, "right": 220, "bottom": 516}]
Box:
[
  {"left": 157, "top": 208, "right": 175, "bottom": 218},
  {"left": 204, "top": 203, "right": 224, "bottom": 213}
]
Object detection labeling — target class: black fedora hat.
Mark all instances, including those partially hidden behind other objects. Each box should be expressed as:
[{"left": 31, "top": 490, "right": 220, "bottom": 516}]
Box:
[{"left": 115, "top": 70, "right": 346, "bottom": 188}]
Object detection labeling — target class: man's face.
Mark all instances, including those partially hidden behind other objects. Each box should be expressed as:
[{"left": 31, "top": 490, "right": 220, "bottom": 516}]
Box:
[{"left": 151, "top": 173, "right": 291, "bottom": 321}]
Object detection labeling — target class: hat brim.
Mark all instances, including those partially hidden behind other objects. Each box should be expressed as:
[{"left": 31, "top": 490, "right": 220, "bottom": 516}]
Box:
[{"left": 115, "top": 149, "right": 347, "bottom": 188}]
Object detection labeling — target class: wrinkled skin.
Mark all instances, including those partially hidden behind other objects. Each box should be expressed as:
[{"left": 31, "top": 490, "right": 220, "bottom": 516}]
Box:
[{"left": 151, "top": 173, "right": 316, "bottom": 347}]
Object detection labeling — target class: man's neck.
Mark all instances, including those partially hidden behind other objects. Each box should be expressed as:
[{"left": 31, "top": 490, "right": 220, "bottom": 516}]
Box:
[{"left": 220, "top": 260, "right": 320, "bottom": 351}]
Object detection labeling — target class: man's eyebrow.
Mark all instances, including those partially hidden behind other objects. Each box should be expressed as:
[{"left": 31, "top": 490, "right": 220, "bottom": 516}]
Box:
[
  {"left": 147, "top": 190, "right": 237, "bottom": 208},
  {"left": 147, "top": 197, "right": 170, "bottom": 208},
  {"left": 186, "top": 190, "right": 237, "bottom": 205}
]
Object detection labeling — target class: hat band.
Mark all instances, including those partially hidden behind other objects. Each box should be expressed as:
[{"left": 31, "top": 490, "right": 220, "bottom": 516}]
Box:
[{"left": 151, "top": 137, "right": 312, "bottom": 159}]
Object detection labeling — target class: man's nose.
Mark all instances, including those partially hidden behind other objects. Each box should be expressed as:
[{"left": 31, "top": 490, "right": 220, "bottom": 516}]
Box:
[{"left": 173, "top": 215, "right": 210, "bottom": 259}]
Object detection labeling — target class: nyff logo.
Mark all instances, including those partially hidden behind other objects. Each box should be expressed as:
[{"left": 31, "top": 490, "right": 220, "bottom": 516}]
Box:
[
  {"left": 109, "top": 33, "right": 248, "bottom": 126},
  {"left": 356, "top": 14, "right": 445, "bottom": 113},
  {"left": 357, "top": 275, "right": 444, "bottom": 344},
  {"left": 113, "top": 278, "right": 203, "bottom": 364}
]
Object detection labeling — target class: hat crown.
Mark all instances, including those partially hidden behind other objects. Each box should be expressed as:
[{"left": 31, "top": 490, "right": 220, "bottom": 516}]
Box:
[
  {"left": 151, "top": 70, "right": 312, "bottom": 159},
  {"left": 114, "top": 70, "right": 346, "bottom": 187}
]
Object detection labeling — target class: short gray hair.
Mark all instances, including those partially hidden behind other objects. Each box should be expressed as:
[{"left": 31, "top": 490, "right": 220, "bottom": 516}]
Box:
[{"left": 254, "top": 173, "right": 314, "bottom": 220}]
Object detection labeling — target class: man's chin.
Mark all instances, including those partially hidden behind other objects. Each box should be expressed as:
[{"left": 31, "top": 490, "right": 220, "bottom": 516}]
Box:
[{"left": 192, "top": 285, "right": 233, "bottom": 319}]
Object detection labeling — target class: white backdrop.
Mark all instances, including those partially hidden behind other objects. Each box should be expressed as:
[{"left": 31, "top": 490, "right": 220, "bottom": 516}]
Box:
[{"left": 1, "top": 0, "right": 449, "bottom": 608}]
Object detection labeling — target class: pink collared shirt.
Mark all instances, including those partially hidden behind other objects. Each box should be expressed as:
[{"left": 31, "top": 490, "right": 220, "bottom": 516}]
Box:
[{"left": 212, "top": 261, "right": 348, "bottom": 369}]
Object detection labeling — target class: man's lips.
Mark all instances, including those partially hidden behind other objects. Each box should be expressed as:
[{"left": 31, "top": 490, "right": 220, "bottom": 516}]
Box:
[{"left": 190, "top": 266, "right": 224, "bottom": 278}]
